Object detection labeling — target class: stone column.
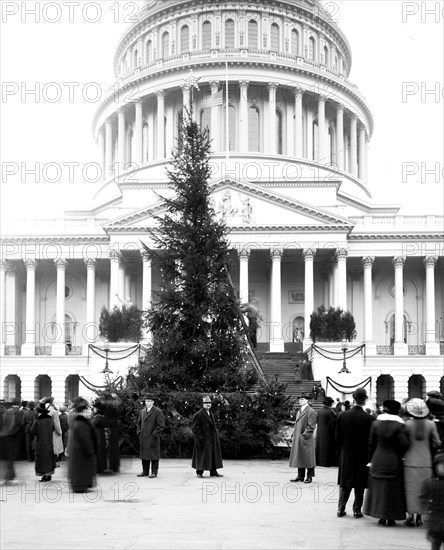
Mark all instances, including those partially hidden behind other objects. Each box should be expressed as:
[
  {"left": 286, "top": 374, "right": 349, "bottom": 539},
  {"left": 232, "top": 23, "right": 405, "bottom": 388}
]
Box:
[
  {"left": 134, "top": 100, "right": 143, "bottom": 165},
  {"left": 336, "top": 248, "right": 348, "bottom": 310},
  {"left": 332, "top": 258, "right": 338, "bottom": 307},
  {"left": 349, "top": 114, "right": 358, "bottom": 176},
  {"left": 118, "top": 258, "right": 126, "bottom": 304},
  {"left": 109, "top": 250, "right": 120, "bottom": 309},
  {"left": 84, "top": 258, "right": 97, "bottom": 346},
  {"left": 141, "top": 250, "right": 152, "bottom": 343},
  {"left": 269, "top": 248, "right": 284, "bottom": 352},
  {"left": 156, "top": 89, "right": 165, "bottom": 160},
  {"left": 105, "top": 119, "right": 113, "bottom": 180},
  {"left": 424, "top": 255, "right": 439, "bottom": 354},
  {"left": 328, "top": 269, "right": 334, "bottom": 307},
  {"left": 358, "top": 125, "right": 366, "bottom": 180},
  {"left": 52, "top": 258, "right": 67, "bottom": 356},
  {"left": 393, "top": 256, "right": 407, "bottom": 355},
  {"left": 22, "top": 259, "right": 38, "bottom": 356},
  {"left": 239, "top": 248, "right": 250, "bottom": 303},
  {"left": 239, "top": 80, "right": 249, "bottom": 152},
  {"left": 210, "top": 81, "right": 221, "bottom": 150},
  {"left": 97, "top": 127, "right": 105, "bottom": 181},
  {"left": 124, "top": 273, "right": 131, "bottom": 301},
  {"left": 365, "top": 133, "right": 369, "bottom": 183},
  {"left": 295, "top": 88, "right": 303, "bottom": 158},
  {"left": 5, "top": 264, "right": 16, "bottom": 348},
  {"left": 336, "top": 104, "right": 344, "bottom": 170},
  {"left": 362, "top": 256, "right": 375, "bottom": 354},
  {"left": 118, "top": 108, "right": 126, "bottom": 174},
  {"left": 0, "top": 261, "right": 6, "bottom": 355},
  {"left": 317, "top": 95, "right": 326, "bottom": 162},
  {"left": 267, "top": 83, "right": 278, "bottom": 154},
  {"left": 303, "top": 249, "right": 315, "bottom": 346}
]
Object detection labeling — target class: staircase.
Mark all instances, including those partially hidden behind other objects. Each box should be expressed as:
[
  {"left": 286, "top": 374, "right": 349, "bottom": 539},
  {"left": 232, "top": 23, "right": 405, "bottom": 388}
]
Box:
[{"left": 255, "top": 351, "right": 325, "bottom": 412}]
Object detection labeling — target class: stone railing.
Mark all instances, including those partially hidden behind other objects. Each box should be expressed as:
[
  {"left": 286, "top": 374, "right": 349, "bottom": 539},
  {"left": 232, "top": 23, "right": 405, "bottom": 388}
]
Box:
[
  {"left": 67, "top": 346, "right": 83, "bottom": 356},
  {"left": 376, "top": 345, "right": 394, "bottom": 355},
  {"left": 36, "top": 346, "right": 52, "bottom": 356},
  {"left": 408, "top": 345, "right": 426, "bottom": 355},
  {"left": 5, "top": 346, "right": 21, "bottom": 356}
]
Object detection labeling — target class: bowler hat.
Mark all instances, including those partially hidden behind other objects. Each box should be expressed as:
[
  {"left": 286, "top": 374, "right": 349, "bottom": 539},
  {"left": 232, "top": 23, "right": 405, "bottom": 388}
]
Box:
[
  {"left": 323, "top": 396, "right": 335, "bottom": 406},
  {"left": 352, "top": 388, "right": 368, "bottom": 401},
  {"left": 405, "top": 398, "right": 429, "bottom": 419},
  {"left": 383, "top": 399, "right": 401, "bottom": 415},
  {"left": 143, "top": 394, "right": 155, "bottom": 401}
]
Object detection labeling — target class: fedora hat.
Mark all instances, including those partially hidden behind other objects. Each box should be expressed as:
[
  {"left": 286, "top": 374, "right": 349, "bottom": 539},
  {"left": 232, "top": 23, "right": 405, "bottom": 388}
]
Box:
[
  {"left": 405, "top": 398, "right": 429, "bottom": 419},
  {"left": 143, "top": 393, "right": 155, "bottom": 401}
]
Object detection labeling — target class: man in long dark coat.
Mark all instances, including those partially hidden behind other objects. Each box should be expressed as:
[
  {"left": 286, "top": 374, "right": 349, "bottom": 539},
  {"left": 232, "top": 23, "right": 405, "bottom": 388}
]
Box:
[
  {"left": 336, "top": 387, "right": 374, "bottom": 518},
  {"left": 137, "top": 394, "right": 165, "bottom": 478},
  {"left": 191, "top": 395, "right": 223, "bottom": 478},
  {"left": 289, "top": 392, "right": 317, "bottom": 483},
  {"left": 315, "top": 396, "right": 337, "bottom": 467}
]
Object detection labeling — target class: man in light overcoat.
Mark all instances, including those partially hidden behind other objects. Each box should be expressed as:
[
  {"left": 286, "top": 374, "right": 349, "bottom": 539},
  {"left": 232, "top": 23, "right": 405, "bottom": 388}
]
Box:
[
  {"left": 289, "top": 392, "right": 316, "bottom": 483},
  {"left": 137, "top": 394, "right": 165, "bottom": 478}
]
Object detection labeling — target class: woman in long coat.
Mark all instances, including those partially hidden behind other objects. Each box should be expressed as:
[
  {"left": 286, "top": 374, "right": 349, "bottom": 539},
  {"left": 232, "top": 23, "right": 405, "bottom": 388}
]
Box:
[
  {"left": 315, "top": 396, "right": 337, "bottom": 467},
  {"left": 67, "top": 397, "right": 97, "bottom": 493},
  {"left": 403, "top": 398, "right": 441, "bottom": 527},
  {"left": 30, "top": 402, "right": 55, "bottom": 482},
  {"left": 91, "top": 402, "right": 107, "bottom": 474},
  {"left": 289, "top": 393, "right": 317, "bottom": 482},
  {"left": 363, "top": 400, "right": 410, "bottom": 526},
  {"left": 191, "top": 396, "right": 223, "bottom": 477}
]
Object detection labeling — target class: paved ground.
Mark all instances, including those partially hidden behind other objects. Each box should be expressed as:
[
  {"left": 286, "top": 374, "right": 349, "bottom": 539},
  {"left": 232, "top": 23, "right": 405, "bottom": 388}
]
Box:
[{"left": 1, "top": 458, "right": 430, "bottom": 550}]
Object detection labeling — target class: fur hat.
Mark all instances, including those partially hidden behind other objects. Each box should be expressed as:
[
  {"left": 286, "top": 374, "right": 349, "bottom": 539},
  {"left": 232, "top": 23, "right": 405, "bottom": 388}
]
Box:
[
  {"left": 405, "top": 398, "right": 429, "bottom": 419},
  {"left": 383, "top": 399, "right": 401, "bottom": 415}
]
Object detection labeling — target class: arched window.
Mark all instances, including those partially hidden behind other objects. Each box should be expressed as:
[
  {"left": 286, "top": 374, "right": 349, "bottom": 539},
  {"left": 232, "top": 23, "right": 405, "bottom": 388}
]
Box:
[
  {"left": 309, "top": 37, "right": 315, "bottom": 61},
  {"left": 200, "top": 108, "right": 211, "bottom": 135},
  {"left": 180, "top": 25, "right": 190, "bottom": 53},
  {"left": 161, "top": 31, "right": 170, "bottom": 58},
  {"left": 142, "top": 123, "right": 149, "bottom": 163},
  {"left": 291, "top": 29, "right": 299, "bottom": 55},
  {"left": 248, "top": 20, "right": 258, "bottom": 48},
  {"left": 324, "top": 45, "right": 329, "bottom": 66},
  {"left": 248, "top": 106, "right": 260, "bottom": 151},
  {"left": 224, "top": 104, "right": 237, "bottom": 151},
  {"left": 202, "top": 21, "right": 212, "bottom": 49},
  {"left": 133, "top": 49, "right": 139, "bottom": 69},
  {"left": 225, "top": 19, "right": 235, "bottom": 48},
  {"left": 312, "top": 120, "right": 318, "bottom": 160},
  {"left": 270, "top": 23, "right": 279, "bottom": 51},
  {"left": 276, "top": 110, "right": 283, "bottom": 154},
  {"left": 146, "top": 40, "right": 153, "bottom": 63}
]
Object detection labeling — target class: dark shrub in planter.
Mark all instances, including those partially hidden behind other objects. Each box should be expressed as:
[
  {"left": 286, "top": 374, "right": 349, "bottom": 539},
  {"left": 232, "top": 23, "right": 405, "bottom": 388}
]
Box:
[{"left": 309, "top": 306, "right": 357, "bottom": 342}]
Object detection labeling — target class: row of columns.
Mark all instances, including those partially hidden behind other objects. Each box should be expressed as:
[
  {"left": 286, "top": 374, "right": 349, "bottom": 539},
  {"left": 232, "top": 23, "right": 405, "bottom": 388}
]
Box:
[
  {"left": 0, "top": 252, "right": 439, "bottom": 355},
  {"left": 97, "top": 82, "right": 369, "bottom": 180}
]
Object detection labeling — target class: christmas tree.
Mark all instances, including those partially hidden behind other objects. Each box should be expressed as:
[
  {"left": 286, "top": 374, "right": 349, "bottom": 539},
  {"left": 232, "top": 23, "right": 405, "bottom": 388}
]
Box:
[{"left": 140, "top": 109, "right": 251, "bottom": 392}]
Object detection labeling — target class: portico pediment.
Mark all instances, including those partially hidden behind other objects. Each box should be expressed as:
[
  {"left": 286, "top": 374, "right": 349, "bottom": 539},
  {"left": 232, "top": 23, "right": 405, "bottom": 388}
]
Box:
[{"left": 103, "top": 179, "right": 355, "bottom": 233}]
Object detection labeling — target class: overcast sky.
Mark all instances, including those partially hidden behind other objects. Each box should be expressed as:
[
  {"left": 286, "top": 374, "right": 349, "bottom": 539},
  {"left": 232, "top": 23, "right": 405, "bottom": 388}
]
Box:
[{"left": 1, "top": 0, "right": 443, "bottom": 222}]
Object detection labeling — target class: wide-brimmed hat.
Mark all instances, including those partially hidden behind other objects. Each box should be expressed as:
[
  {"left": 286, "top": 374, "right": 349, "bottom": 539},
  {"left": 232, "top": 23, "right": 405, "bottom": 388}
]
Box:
[
  {"left": 352, "top": 388, "right": 368, "bottom": 401},
  {"left": 383, "top": 399, "right": 401, "bottom": 415},
  {"left": 36, "top": 402, "right": 48, "bottom": 415},
  {"left": 405, "top": 398, "right": 429, "bottom": 418},
  {"left": 40, "top": 396, "right": 54, "bottom": 404},
  {"left": 202, "top": 396, "right": 212, "bottom": 403}
]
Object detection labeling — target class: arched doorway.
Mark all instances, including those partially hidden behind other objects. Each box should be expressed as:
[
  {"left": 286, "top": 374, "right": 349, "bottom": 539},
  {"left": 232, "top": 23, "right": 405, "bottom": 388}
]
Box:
[
  {"left": 65, "top": 375, "right": 80, "bottom": 404},
  {"left": 292, "top": 315, "right": 305, "bottom": 352},
  {"left": 4, "top": 375, "right": 21, "bottom": 401},
  {"left": 35, "top": 375, "right": 52, "bottom": 401},
  {"left": 408, "top": 374, "right": 426, "bottom": 399},
  {"left": 376, "top": 375, "right": 394, "bottom": 404}
]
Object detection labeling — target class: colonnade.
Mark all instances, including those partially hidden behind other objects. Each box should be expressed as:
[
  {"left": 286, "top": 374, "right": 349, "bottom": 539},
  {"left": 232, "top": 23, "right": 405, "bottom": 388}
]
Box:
[
  {"left": 0, "top": 251, "right": 439, "bottom": 355},
  {"left": 96, "top": 82, "right": 369, "bottom": 181}
]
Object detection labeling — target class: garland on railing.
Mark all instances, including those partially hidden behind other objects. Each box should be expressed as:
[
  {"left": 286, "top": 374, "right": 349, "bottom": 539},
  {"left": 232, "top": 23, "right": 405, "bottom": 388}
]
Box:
[
  {"left": 310, "top": 343, "right": 365, "bottom": 361},
  {"left": 87, "top": 344, "right": 140, "bottom": 365},
  {"left": 79, "top": 375, "right": 124, "bottom": 392},
  {"left": 325, "top": 376, "right": 372, "bottom": 395}
]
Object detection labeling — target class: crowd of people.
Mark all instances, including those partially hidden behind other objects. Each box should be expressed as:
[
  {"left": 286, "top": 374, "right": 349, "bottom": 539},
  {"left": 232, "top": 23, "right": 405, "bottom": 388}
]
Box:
[{"left": 288, "top": 387, "right": 444, "bottom": 548}]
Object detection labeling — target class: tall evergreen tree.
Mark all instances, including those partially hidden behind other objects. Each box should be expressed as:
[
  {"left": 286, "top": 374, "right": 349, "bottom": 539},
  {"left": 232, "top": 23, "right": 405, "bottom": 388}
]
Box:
[{"left": 141, "top": 110, "right": 250, "bottom": 392}]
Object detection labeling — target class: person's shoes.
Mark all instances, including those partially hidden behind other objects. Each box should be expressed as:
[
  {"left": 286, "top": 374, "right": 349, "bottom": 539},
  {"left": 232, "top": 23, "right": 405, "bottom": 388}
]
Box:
[
  {"left": 39, "top": 476, "right": 51, "bottom": 482},
  {"left": 148, "top": 474, "right": 157, "bottom": 478},
  {"left": 197, "top": 473, "right": 203, "bottom": 478},
  {"left": 387, "top": 520, "right": 396, "bottom": 526},
  {"left": 290, "top": 478, "right": 304, "bottom": 482},
  {"left": 337, "top": 508, "right": 346, "bottom": 517},
  {"left": 415, "top": 516, "right": 423, "bottom": 527},
  {"left": 137, "top": 473, "right": 149, "bottom": 477},
  {"left": 210, "top": 472, "right": 223, "bottom": 477},
  {"left": 405, "top": 516, "right": 414, "bottom": 527},
  {"left": 353, "top": 512, "right": 364, "bottom": 518},
  {"left": 304, "top": 477, "right": 312, "bottom": 483},
  {"left": 378, "top": 519, "right": 386, "bottom": 526}
]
